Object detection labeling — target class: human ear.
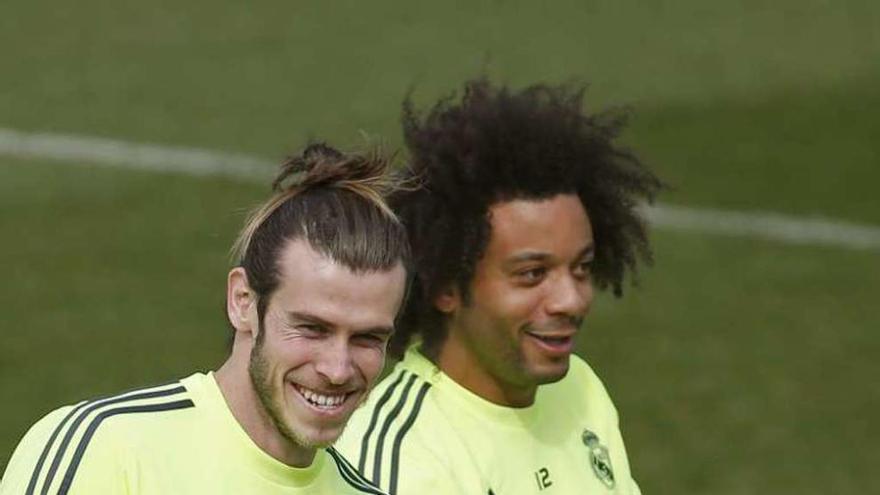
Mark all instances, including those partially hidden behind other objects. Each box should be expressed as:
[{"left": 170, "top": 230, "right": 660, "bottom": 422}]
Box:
[
  {"left": 227, "top": 267, "right": 258, "bottom": 336},
  {"left": 433, "top": 286, "right": 461, "bottom": 314}
]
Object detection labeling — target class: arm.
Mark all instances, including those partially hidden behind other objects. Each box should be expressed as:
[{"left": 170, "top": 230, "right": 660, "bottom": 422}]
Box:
[
  {"left": 1, "top": 407, "right": 76, "bottom": 494},
  {"left": 1, "top": 406, "right": 129, "bottom": 495},
  {"left": 607, "top": 421, "right": 642, "bottom": 495}
]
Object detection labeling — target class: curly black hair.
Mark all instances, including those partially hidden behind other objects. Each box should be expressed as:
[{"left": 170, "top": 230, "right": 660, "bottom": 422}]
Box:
[{"left": 389, "top": 78, "right": 663, "bottom": 357}]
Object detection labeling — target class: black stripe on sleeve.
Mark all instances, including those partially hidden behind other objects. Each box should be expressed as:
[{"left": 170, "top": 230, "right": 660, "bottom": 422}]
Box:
[
  {"left": 24, "top": 402, "right": 87, "bottom": 495},
  {"left": 388, "top": 382, "right": 431, "bottom": 495},
  {"left": 371, "top": 374, "right": 417, "bottom": 487},
  {"left": 57, "top": 399, "right": 195, "bottom": 495},
  {"left": 326, "top": 447, "right": 387, "bottom": 495},
  {"left": 357, "top": 370, "right": 407, "bottom": 474},
  {"left": 39, "top": 384, "right": 186, "bottom": 495}
]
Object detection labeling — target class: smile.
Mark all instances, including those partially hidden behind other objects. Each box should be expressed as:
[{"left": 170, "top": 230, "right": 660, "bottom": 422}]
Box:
[
  {"left": 527, "top": 333, "right": 571, "bottom": 344},
  {"left": 524, "top": 331, "right": 575, "bottom": 355},
  {"left": 293, "top": 384, "right": 349, "bottom": 410}
]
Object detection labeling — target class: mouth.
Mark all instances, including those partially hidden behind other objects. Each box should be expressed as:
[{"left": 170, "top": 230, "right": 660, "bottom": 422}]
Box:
[
  {"left": 291, "top": 383, "right": 355, "bottom": 415},
  {"left": 524, "top": 331, "right": 576, "bottom": 356}
]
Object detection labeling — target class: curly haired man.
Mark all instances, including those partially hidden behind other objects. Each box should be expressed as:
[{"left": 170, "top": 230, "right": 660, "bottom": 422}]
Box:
[{"left": 338, "top": 79, "right": 663, "bottom": 494}]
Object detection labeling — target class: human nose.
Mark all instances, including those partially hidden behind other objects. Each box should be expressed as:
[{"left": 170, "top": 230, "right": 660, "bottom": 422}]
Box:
[
  {"left": 545, "top": 273, "right": 592, "bottom": 318},
  {"left": 315, "top": 339, "right": 356, "bottom": 386}
]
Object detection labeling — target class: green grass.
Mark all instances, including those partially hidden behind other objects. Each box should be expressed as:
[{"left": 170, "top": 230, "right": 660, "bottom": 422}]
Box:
[
  {"left": 0, "top": 160, "right": 254, "bottom": 429},
  {"left": 629, "top": 76, "right": 880, "bottom": 224},
  {"left": 1, "top": 0, "right": 877, "bottom": 151},
  {"left": 586, "top": 232, "right": 879, "bottom": 492},
  {"left": 1, "top": 0, "right": 879, "bottom": 492}
]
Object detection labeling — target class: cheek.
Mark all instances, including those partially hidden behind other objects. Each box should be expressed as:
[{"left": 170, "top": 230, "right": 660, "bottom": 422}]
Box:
[
  {"left": 479, "top": 288, "right": 544, "bottom": 326},
  {"left": 264, "top": 340, "right": 315, "bottom": 376},
  {"left": 352, "top": 347, "right": 386, "bottom": 381}
]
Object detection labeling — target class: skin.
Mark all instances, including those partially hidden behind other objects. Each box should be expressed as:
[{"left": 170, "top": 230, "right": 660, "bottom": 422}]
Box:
[
  {"left": 435, "top": 194, "right": 594, "bottom": 408},
  {"left": 216, "top": 239, "right": 407, "bottom": 467}
]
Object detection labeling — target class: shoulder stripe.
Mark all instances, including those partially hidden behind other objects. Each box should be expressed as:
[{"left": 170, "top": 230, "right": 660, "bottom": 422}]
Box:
[
  {"left": 36, "top": 382, "right": 186, "bottom": 495},
  {"left": 24, "top": 402, "right": 87, "bottom": 495},
  {"left": 57, "top": 398, "right": 194, "bottom": 495},
  {"left": 357, "top": 370, "right": 408, "bottom": 473},
  {"left": 371, "top": 373, "right": 417, "bottom": 487},
  {"left": 388, "top": 381, "right": 431, "bottom": 495},
  {"left": 326, "top": 447, "right": 387, "bottom": 495}
]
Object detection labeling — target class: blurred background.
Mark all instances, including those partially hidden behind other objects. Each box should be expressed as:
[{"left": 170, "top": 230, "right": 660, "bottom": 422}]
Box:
[{"left": 1, "top": 0, "right": 878, "bottom": 492}]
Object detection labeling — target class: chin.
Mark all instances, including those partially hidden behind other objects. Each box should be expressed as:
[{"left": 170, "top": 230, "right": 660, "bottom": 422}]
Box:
[
  {"left": 300, "top": 434, "right": 338, "bottom": 449},
  {"left": 530, "top": 362, "right": 571, "bottom": 385},
  {"left": 285, "top": 422, "right": 345, "bottom": 449}
]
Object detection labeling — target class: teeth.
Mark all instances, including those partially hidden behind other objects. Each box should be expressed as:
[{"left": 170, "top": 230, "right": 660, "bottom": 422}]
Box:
[
  {"left": 296, "top": 386, "right": 346, "bottom": 408},
  {"left": 528, "top": 333, "right": 569, "bottom": 344}
]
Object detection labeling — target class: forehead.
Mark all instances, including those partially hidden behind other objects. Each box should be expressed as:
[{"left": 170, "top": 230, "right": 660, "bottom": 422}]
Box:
[
  {"left": 485, "top": 194, "right": 592, "bottom": 259},
  {"left": 270, "top": 239, "right": 406, "bottom": 327}
]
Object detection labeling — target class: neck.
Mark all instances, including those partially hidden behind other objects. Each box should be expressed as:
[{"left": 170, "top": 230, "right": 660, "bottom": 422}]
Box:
[
  {"left": 434, "top": 331, "right": 537, "bottom": 408},
  {"left": 215, "top": 345, "right": 317, "bottom": 468}
]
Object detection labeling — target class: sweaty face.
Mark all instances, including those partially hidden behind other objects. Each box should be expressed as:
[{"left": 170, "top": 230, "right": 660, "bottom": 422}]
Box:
[
  {"left": 249, "top": 240, "right": 406, "bottom": 448},
  {"left": 442, "top": 194, "right": 594, "bottom": 406}
]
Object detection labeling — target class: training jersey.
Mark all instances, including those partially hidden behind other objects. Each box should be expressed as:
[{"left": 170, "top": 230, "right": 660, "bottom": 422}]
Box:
[
  {"left": 336, "top": 346, "right": 641, "bottom": 495},
  {"left": 0, "top": 372, "right": 384, "bottom": 495}
]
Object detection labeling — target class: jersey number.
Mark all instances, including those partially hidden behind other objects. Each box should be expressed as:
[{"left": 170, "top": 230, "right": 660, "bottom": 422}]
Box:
[{"left": 535, "top": 467, "right": 553, "bottom": 490}]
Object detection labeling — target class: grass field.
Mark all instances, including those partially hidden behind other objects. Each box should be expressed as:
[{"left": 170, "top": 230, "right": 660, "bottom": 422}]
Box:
[{"left": 2, "top": 1, "right": 878, "bottom": 492}]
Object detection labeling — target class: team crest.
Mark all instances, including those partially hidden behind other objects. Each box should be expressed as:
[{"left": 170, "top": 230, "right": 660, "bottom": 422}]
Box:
[{"left": 582, "top": 429, "right": 615, "bottom": 489}]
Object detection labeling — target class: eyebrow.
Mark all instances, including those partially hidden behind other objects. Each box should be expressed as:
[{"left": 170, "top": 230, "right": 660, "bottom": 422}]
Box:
[
  {"left": 502, "top": 244, "right": 595, "bottom": 269},
  {"left": 286, "top": 311, "right": 333, "bottom": 328},
  {"left": 285, "top": 311, "right": 394, "bottom": 336}
]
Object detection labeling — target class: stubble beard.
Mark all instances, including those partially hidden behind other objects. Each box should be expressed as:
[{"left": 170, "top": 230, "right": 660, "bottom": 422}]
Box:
[{"left": 248, "top": 336, "right": 329, "bottom": 449}]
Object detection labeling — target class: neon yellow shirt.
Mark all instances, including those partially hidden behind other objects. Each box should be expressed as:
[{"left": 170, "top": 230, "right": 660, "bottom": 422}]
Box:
[
  {"left": 337, "top": 347, "right": 641, "bottom": 494},
  {"left": 0, "top": 372, "right": 384, "bottom": 495}
]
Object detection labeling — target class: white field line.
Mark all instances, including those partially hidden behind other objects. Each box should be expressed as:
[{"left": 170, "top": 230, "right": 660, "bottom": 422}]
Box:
[
  {"left": 643, "top": 205, "right": 880, "bottom": 250},
  {"left": 2, "top": 127, "right": 879, "bottom": 251},
  {"left": 0, "top": 127, "right": 274, "bottom": 181}
]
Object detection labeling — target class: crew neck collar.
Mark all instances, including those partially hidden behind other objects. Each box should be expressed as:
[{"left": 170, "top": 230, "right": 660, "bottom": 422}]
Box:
[
  {"left": 403, "top": 347, "right": 545, "bottom": 428},
  {"left": 197, "top": 372, "right": 327, "bottom": 487}
]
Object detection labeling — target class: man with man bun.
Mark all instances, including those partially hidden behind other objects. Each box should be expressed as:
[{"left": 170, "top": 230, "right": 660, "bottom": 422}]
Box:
[
  {"left": 1, "top": 143, "right": 407, "bottom": 494},
  {"left": 338, "top": 79, "right": 663, "bottom": 494}
]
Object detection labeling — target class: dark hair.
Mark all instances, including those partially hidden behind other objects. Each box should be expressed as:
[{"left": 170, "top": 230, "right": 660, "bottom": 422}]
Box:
[
  {"left": 390, "top": 78, "right": 663, "bottom": 356},
  {"left": 231, "top": 143, "right": 411, "bottom": 331}
]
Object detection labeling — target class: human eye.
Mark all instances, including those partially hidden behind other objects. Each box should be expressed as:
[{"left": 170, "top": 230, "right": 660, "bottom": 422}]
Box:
[
  {"left": 355, "top": 332, "right": 389, "bottom": 348},
  {"left": 572, "top": 258, "right": 593, "bottom": 280},
  {"left": 514, "top": 266, "right": 547, "bottom": 286},
  {"left": 296, "top": 323, "right": 325, "bottom": 337}
]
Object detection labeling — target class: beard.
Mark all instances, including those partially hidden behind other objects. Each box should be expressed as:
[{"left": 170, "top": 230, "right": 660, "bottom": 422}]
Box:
[{"left": 248, "top": 336, "right": 331, "bottom": 449}]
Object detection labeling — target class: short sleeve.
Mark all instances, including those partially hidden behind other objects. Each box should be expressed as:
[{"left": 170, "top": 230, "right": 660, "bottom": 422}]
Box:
[
  {"left": 1, "top": 407, "right": 75, "bottom": 494},
  {"left": 0, "top": 405, "right": 129, "bottom": 495}
]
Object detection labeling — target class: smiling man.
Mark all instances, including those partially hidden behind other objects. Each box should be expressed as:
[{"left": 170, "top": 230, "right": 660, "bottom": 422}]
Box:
[
  {"left": 336, "top": 80, "right": 663, "bottom": 494},
  {"left": 0, "top": 144, "right": 408, "bottom": 494}
]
